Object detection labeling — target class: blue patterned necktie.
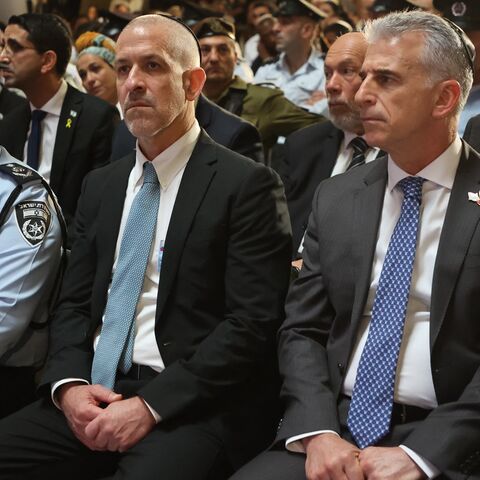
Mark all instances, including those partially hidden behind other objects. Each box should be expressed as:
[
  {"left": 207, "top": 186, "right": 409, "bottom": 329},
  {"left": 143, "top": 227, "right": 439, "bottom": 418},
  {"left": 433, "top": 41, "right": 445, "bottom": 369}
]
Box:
[
  {"left": 91, "top": 161, "right": 160, "bottom": 389},
  {"left": 347, "top": 137, "right": 369, "bottom": 170},
  {"left": 27, "top": 110, "right": 47, "bottom": 170},
  {"left": 347, "top": 176, "right": 425, "bottom": 448}
]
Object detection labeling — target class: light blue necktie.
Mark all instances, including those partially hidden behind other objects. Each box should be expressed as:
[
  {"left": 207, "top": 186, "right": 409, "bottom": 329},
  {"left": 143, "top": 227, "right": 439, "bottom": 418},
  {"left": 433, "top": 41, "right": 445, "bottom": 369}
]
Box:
[
  {"left": 91, "top": 161, "right": 160, "bottom": 389},
  {"left": 347, "top": 176, "right": 425, "bottom": 448}
]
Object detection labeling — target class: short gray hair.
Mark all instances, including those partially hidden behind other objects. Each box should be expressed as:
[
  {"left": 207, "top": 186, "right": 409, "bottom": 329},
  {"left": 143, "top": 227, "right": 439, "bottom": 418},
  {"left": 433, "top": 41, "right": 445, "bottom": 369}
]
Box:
[{"left": 363, "top": 10, "right": 473, "bottom": 114}]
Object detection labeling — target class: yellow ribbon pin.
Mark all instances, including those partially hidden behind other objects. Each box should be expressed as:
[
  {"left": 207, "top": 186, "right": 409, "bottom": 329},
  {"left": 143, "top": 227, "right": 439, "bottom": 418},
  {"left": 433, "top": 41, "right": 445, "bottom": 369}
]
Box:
[{"left": 66, "top": 118, "right": 72, "bottom": 128}]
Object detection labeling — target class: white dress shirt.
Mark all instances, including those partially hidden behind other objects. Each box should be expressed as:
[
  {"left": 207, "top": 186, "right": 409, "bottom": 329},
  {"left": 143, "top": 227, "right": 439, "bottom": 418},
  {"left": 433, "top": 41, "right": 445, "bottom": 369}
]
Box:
[
  {"left": 287, "top": 136, "right": 463, "bottom": 479},
  {"left": 51, "top": 121, "right": 201, "bottom": 419},
  {"left": 93, "top": 120, "right": 201, "bottom": 370},
  {"left": 23, "top": 80, "right": 68, "bottom": 183}
]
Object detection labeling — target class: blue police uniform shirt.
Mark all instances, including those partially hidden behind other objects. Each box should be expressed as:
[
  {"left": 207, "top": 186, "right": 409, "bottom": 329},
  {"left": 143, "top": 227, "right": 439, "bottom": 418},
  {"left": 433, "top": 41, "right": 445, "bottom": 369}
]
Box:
[
  {"left": 0, "top": 148, "right": 62, "bottom": 367},
  {"left": 253, "top": 49, "right": 329, "bottom": 117},
  {"left": 459, "top": 85, "right": 480, "bottom": 136}
]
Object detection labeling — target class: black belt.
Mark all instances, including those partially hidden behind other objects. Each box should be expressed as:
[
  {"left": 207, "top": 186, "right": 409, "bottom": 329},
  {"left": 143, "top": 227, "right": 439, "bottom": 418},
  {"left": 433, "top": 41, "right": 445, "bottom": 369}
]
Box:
[
  {"left": 340, "top": 395, "right": 432, "bottom": 425},
  {"left": 390, "top": 401, "right": 432, "bottom": 425},
  {"left": 121, "top": 363, "right": 158, "bottom": 381}
]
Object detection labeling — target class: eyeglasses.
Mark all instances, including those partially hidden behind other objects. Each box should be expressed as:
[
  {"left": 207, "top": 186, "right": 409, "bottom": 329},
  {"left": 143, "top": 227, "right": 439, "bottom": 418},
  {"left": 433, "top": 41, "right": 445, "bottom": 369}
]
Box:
[{"left": 0, "top": 38, "right": 37, "bottom": 56}]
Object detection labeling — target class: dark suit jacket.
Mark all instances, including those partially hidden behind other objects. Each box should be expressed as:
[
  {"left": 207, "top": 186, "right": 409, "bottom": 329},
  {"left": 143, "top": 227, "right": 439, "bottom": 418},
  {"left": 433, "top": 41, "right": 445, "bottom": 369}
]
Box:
[
  {"left": 277, "top": 143, "right": 480, "bottom": 478},
  {"left": 280, "top": 121, "right": 343, "bottom": 253},
  {"left": 0, "top": 86, "right": 28, "bottom": 119},
  {"left": 110, "top": 94, "right": 264, "bottom": 163},
  {"left": 463, "top": 113, "right": 480, "bottom": 152},
  {"left": 0, "top": 84, "right": 118, "bottom": 225},
  {"left": 41, "top": 132, "right": 292, "bottom": 468}
]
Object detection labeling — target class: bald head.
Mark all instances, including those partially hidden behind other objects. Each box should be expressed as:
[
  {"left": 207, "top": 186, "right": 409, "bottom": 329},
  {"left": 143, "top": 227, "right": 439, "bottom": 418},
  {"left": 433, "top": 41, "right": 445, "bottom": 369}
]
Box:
[
  {"left": 325, "top": 32, "right": 367, "bottom": 134},
  {"left": 119, "top": 14, "right": 201, "bottom": 70},
  {"left": 115, "top": 13, "right": 206, "bottom": 159},
  {"left": 326, "top": 32, "right": 367, "bottom": 65}
]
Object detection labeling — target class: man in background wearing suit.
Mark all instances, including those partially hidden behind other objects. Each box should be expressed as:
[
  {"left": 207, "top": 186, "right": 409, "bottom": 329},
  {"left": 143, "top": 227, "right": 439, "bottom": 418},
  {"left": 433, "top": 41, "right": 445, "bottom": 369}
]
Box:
[
  {"left": 0, "top": 13, "right": 291, "bottom": 480},
  {"left": 281, "top": 32, "right": 381, "bottom": 256},
  {"left": 0, "top": 13, "right": 118, "bottom": 227},
  {"left": 463, "top": 112, "right": 480, "bottom": 151},
  {"left": 232, "top": 10, "right": 480, "bottom": 480}
]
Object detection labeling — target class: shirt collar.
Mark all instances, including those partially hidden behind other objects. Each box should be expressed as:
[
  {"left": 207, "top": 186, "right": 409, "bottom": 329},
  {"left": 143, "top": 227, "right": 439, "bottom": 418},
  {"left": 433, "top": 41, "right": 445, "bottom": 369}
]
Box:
[
  {"left": 341, "top": 131, "right": 373, "bottom": 154},
  {"left": 30, "top": 79, "right": 67, "bottom": 116},
  {"left": 277, "top": 49, "right": 322, "bottom": 73},
  {"left": 387, "top": 135, "right": 462, "bottom": 192},
  {"left": 133, "top": 120, "right": 201, "bottom": 190}
]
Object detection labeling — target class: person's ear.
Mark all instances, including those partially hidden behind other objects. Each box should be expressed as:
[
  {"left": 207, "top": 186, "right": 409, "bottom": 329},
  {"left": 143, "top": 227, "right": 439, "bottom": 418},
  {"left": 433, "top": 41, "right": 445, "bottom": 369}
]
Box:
[
  {"left": 40, "top": 50, "right": 58, "bottom": 75},
  {"left": 432, "top": 79, "right": 461, "bottom": 119},
  {"left": 183, "top": 67, "right": 206, "bottom": 101}
]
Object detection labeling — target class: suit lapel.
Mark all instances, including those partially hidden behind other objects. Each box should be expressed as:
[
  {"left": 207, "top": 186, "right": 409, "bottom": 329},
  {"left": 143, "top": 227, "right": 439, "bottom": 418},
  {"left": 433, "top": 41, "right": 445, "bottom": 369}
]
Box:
[
  {"left": 50, "top": 85, "right": 83, "bottom": 192},
  {"left": 430, "top": 143, "right": 480, "bottom": 345},
  {"left": 155, "top": 132, "right": 217, "bottom": 320},
  {"left": 350, "top": 157, "right": 388, "bottom": 331},
  {"left": 95, "top": 154, "right": 135, "bottom": 298}
]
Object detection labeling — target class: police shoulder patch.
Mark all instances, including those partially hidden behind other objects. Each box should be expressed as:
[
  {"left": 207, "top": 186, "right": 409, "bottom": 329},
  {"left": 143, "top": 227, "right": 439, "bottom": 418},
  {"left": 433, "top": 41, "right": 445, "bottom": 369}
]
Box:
[
  {"left": 0, "top": 163, "right": 41, "bottom": 185},
  {"left": 15, "top": 201, "right": 51, "bottom": 246}
]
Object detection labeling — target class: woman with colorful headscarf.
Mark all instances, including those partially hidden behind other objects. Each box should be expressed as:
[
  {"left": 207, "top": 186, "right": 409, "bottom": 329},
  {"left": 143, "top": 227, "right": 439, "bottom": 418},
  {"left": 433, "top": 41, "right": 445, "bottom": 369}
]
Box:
[{"left": 75, "top": 31, "right": 120, "bottom": 114}]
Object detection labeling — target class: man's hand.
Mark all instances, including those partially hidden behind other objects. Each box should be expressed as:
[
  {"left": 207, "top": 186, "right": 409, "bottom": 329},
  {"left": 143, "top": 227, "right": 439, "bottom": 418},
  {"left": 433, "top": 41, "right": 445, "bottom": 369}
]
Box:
[
  {"left": 84, "top": 396, "right": 156, "bottom": 452},
  {"left": 359, "top": 447, "right": 426, "bottom": 480},
  {"left": 58, "top": 382, "right": 122, "bottom": 450},
  {"left": 303, "top": 433, "right": 364, "bottom": 480}
]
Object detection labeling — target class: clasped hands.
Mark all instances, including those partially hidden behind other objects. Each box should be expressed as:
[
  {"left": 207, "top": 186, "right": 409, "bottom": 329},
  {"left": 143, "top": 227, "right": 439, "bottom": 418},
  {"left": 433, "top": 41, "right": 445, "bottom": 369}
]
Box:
[
  {"left": 303, "top": 433, "right": 427, "bottom": 480},
  {"left": 57, "top": 382, "right": 156, "bottom": 452}
]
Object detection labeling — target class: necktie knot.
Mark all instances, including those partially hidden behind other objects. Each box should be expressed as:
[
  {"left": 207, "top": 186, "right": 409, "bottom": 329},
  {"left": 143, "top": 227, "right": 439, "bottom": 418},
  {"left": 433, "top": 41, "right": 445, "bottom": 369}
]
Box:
[
  {"left": 31, "top": 109, "right": 47, "bottom": 122},
  {"left": 397, "top": 176, "right": 425, "bottom": 201},
  {"left": 143, "top": 161, "right": 159, "bottom": 185},
  {"left": 347, "top": 137, "right": 369, "bottom": 170},
  {"left": 349, "top": 137, "right": 369, "bottom": 155}
]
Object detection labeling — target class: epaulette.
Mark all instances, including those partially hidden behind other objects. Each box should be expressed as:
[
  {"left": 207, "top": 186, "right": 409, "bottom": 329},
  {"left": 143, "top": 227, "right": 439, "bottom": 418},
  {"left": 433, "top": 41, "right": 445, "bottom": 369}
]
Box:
[
  {"left": 254, "top": 82, "right": 282, "bottom": 91},
  {"left": 0, "top": 162, "right": 42, "bottom": 186}
]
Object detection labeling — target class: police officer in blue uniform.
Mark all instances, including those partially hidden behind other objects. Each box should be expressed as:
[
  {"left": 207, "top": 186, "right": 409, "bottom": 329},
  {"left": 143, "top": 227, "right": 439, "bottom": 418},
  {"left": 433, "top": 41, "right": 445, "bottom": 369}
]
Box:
[
  {"left": 253, "top": 0, "right": 329, "bottom": 116},
  {"left": 0, "top": 148, "right": 63, "bottom": 418}
]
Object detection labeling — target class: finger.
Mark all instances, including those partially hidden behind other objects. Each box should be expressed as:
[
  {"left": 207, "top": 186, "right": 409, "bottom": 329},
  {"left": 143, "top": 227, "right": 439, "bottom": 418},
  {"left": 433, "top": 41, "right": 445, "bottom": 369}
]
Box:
[
  {"left": 84, "top": 415, "right": 102, "bottom": 440},
  {"left": 76, "top": 403, "right": 105, "bottom": 423},
  {"left": 90, "top": 384, "right": 123, "bottom": 404},
  {"left": 344, "top": 453, "right": 365, "bottom": 480}
]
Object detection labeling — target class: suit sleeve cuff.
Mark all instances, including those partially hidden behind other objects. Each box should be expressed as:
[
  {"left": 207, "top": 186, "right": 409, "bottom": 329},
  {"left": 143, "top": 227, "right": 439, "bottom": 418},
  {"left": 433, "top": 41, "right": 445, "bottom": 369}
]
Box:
[
  {"left": 399, "top": 445, "right": 441, "bottom": 479},
  {"left": 51, "top": 378, "right": 89, "bottom": 410},
  {"left": 286, "top": 430, "right": 340, "bottom": 453}
]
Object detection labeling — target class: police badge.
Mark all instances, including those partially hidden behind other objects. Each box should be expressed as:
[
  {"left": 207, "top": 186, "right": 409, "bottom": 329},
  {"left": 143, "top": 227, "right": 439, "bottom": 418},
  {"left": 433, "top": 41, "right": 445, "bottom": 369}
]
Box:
[{"left": 15, "top": 201, "right": 51, "bottom": 246}]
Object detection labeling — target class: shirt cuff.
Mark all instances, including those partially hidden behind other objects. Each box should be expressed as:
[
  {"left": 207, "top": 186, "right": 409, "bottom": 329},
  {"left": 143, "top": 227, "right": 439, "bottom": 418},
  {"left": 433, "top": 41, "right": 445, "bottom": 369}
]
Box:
[
  {"left": 286, "top": 430, "right": 340, "bottom": 453},
  {"left": 142, "top": 399, "right": 162, "bottom": 423},
  {"left": 399, "top": 445, "right": 441, "bottom": 479},
  {"left": 51, "top": 378, "right": 89, "bottom": 409}
]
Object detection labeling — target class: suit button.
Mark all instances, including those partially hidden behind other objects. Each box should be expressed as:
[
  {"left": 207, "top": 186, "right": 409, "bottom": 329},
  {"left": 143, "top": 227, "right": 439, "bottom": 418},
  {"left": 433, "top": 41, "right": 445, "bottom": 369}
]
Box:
[
  {"left": 162, "top": 341, "right": 172, "bottom": 347},
  {"left": 338, "top": 363, "right": 344, "bottom": 373}
]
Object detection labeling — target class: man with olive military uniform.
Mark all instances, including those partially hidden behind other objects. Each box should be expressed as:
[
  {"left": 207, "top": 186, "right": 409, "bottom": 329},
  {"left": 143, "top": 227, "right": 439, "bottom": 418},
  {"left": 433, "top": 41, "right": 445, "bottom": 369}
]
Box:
[{"left": 195, "top": 16, "right": 322, "bottom": 157}]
